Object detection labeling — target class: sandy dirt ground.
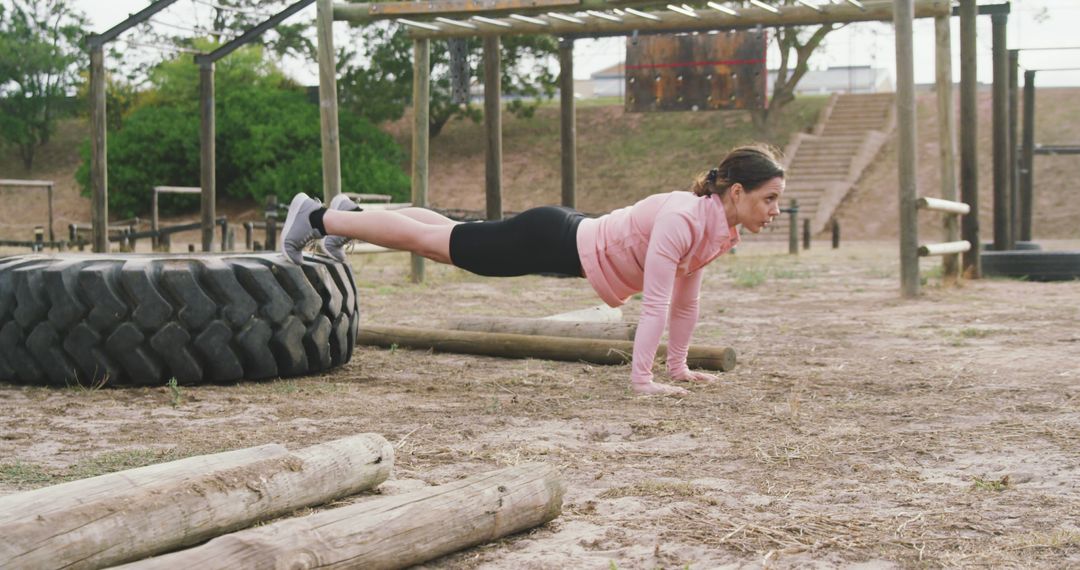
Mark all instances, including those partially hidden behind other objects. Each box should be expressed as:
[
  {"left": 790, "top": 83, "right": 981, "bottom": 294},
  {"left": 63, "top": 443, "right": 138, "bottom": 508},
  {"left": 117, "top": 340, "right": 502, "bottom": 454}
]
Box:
[{"left": 1, "top": 240, "right": 1078, "bottom": 568}]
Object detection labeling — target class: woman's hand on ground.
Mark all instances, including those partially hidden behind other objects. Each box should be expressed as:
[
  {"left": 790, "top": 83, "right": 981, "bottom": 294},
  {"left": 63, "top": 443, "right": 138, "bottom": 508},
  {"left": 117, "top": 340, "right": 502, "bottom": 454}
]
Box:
[
  {"left": 670, "top": 370, "right": 720, "bottom": 384},
  {"left": 630, "top": 381, "right": 690, "bottom": 396}
]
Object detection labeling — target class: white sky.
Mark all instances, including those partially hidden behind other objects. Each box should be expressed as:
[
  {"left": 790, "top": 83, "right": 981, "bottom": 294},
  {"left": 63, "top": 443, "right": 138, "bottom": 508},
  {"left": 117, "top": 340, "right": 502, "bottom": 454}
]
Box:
[{"left": 76, "top": 0, "right": 1080, "bottom": 87}]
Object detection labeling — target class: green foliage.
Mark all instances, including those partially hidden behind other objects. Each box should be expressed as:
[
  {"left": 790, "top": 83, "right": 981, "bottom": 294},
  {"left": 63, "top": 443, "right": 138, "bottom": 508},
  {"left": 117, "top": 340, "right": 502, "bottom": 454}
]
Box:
[
  {"left": 0, "top": 0, "right": 88, "bottom": 170},
  {"left": 339, "top": 25, "right": 558, "bottom": 137},
  {"left": 76, "top": 44, "right": 409, "bottom": 219}
]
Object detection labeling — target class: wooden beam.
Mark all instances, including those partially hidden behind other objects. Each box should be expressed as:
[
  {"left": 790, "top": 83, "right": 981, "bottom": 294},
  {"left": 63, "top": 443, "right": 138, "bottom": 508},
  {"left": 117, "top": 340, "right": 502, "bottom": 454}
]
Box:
[
  {"left": 559, "top": 38, "right": 576, "bottom": 209},
  {"left": 373, "top": 0, "right": 953, "bottom": 40},
  {"left": 89, "top": 45, "right": 108, "bottom": 253},
  {"left": 483, "top": 35, "right": 503, "bottom": 221},
  {"left": 357, "top": 324, "right": 737, "bottom": 371},
  {"left": 199, "top": 62, "right": 216, "bottom": 252},
  {"left": 0, "top": 435, "right": 392, "bottom": 569},
  {"left": 445, "top": 316, "right": 637, "bottom": 340},
  {"left": 918, "top": 240, "right": 971, "bottom": 257},
  {"left": 412, "top": 38, "right": 431, "bottom": 283},
  {"left": 1008, "top": 48, "right": 1019, "bottom": 244},
  {"left": 991, "top": 12, "right": 1011, "bottom": 250},
  {"left": 917, "top": 196, "right": 970, "bottom": 215},
  {"left": 118, "top": 463, "right": 564, "bottom": 570},
  {"left": 894, "top": 0, "right": 919, "bottom": 298},
  {"left": 958, "top": 0, "right": 980, "bottom": 277},
  {"left": 317, "top": 0, "right": 343, "bottom": 203},
  {"left": 1020, "top": 70, "right": 1035, "bottom": 241},
  {"left": 935, "top": 14, "right": 959, "bottom": 281}
]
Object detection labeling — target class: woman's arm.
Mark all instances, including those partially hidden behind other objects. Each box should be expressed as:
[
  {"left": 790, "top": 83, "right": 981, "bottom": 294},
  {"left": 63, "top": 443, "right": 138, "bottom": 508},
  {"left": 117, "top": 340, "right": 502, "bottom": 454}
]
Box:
[{"left": 630, "top": 213, "right": 694, "bottom": 395}]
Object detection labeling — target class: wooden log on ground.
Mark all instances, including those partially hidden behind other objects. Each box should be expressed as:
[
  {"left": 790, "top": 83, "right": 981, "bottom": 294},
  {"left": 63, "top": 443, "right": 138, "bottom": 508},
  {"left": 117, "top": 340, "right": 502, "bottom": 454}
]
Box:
[
  {"left": 117, "top": 463, "right": 564, "bottom": 570},
  {"left": 0, "top": 434, "right": 393, "bottom": 570},
  {"left": 542, "top": 303, "right": 622, "bottom": 322},
  {"left": 446, "top": 316, "right": 637, "bottom": 341},
  {"left": 358, "top": 324, "right": 736, "bottom": 371}
]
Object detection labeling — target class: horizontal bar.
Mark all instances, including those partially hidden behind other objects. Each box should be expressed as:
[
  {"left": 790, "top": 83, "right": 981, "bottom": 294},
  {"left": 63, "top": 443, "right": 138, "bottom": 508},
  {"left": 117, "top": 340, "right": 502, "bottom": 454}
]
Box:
[
  {"left": 343, "top": 0, "right": 580, "bottom": 20},
  {"left": 918, "top": 240, "right": 971, "bottom": 257},
  {"left": 154, "top": 186, "right": 202, "bottom": 194},
  {"left": 195, "top": 0, "right": 314, "bottom": 64},
  {"left": 0, "top": 179, "right": 54, "bottom": 187},
  {"left": 916, "top": 196, "right": 971, "bottom": 215},
  {"left": 88, "top": 0, "right": 180, "bottom": 47},
  {"left": 1033, "top": 145, "right": 1080, "bottom": 155},
  {"left": 950, "top": 2, "right": 1009, "bottom": 17},
  {"left": 396, "top": 0, "right": 950, "bottom": 39}
]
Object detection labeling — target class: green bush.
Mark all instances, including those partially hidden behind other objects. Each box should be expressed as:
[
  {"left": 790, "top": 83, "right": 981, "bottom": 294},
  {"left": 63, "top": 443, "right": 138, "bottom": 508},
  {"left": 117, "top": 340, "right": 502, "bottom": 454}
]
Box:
[{"left": 77, "top": 84, "right": 409, "bottom": 219}]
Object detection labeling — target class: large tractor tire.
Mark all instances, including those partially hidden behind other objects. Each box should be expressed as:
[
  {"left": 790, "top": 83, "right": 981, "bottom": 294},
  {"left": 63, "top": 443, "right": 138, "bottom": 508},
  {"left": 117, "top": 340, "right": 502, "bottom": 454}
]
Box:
[
  {"left": 981, "top": 250, "right": 1080, "bottom": 282},
  {"left": 0, "top": 253, "right": 359, "bottom": 387}
]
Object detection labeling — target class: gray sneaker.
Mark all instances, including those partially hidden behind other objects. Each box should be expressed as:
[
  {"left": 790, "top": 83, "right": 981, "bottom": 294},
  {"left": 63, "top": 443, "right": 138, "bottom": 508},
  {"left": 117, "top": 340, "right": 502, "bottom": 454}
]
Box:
[
  {"left": 280, "top": 192, "right": 324, "bottom": 265},
  {"left": 322, "top": 193, "right": 362, "bottom": 262}
]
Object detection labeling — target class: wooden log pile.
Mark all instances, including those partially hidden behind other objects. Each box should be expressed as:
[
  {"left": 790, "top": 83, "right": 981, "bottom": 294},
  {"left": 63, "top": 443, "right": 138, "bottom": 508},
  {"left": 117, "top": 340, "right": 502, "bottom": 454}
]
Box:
[{"left": 0, "top": 434, "right": 564, "bottom": 570}]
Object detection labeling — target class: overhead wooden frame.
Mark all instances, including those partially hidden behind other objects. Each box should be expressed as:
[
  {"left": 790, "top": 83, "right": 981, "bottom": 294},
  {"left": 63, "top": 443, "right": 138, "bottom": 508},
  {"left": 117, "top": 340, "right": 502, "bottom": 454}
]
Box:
[{"left": 333, "top": 0, "right": 950, "bottom": 39}]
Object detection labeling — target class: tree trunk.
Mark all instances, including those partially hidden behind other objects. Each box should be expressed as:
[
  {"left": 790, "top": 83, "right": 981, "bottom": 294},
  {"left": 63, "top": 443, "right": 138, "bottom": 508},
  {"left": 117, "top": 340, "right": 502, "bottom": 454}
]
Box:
[
  {"left": 117, "top": 463, "right": 564, "bottom": 570},
  {"left": 0, "top": 435, "right": 393, "bottom": 570}
]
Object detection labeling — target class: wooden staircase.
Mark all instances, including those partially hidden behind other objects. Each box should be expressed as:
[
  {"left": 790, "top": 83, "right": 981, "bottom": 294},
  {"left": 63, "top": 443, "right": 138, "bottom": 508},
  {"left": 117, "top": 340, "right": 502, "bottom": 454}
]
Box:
[{"left": 747, "top": 92, "right": 896, "bottom": 241}]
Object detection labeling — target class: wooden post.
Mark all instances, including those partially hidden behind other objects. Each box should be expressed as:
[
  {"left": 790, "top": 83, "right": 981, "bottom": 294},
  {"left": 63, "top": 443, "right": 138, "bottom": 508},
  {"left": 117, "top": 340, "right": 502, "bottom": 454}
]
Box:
[
  {"left": 317, "top": 0, "right": 342, "bottom": 203},
  {"left": 0, "top": 435, "right": 393, "bottom": 570},
  {"left": 559, "top": 38, "right": 576, "bottom": 209},
  {"left": 445, "top": 316, "right": 637, "bottom": 341},
  {"left": 46, "top": 182, "right": 54, "bottom": 243},
  {"left": 1008, "top": 49, "right": 1020, "bottom": 245},
  {"left": 802, "top": 218, "right": 810, "bottom": 250},
  {"left": 1020, "top": 70, "right": 1035, "bottom": 241},
  {"left": 832, "top": 219, "right": 840, "bottom": 249},
  {"left": 483, "top": 35, "right": 503, "bottom": 221},
  {"left": 788, "top": 199, "right": 798, "bottom": 255},
  {"left": 958, "top": 0, "right": 980, "bottom": 277},
  {"left": 991, "top": 12, "right": 1010, "bottom": 251},
  {"left": 412, "top": 38, "right": 431, "bottom": 284},
  {"left": 119, "top": 463, "right": 563, "bottom": 570},
  {"left": 895, "top": 0, "right": 919, "bottom": 298},
  {"left": 89, "top": 44, "right": 108, "bottom": 253},
  {"left": 935, "top": 15, "right": 959, "bottom": 282},
  {"left": 358, "top": 324, "right": 737, "bottom": 372},
  {"left": 199, "top": 61, "right": 216, "bottom": 252},
  {"left": 151, "top": 189, "right": 160, "bottom": 250}
]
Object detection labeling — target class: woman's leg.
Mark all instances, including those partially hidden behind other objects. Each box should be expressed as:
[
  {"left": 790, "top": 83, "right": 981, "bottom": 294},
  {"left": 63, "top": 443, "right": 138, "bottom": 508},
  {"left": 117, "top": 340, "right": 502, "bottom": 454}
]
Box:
[{"left": 323, "top": 209, "right": 455, "bottom": 264}]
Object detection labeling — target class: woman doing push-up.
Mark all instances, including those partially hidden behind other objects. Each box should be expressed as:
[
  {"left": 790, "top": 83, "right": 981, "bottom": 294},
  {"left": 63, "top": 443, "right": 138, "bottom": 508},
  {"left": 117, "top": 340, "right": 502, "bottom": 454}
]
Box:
[{"left": 281, "top": 143, "right": 785, "bottom": 396}]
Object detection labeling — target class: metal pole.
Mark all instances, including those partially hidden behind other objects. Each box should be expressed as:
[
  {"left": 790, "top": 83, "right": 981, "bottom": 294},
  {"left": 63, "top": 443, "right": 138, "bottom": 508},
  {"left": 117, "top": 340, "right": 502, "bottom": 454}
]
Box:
[
  {"left": 1020, "top": 70, "right": 1035, "bottom": 241},
  {"left": 935, "top": 15, "right": 959, "bottom": 282},
  {"left": 894, "top": 0, "right": 919, "bottom": 298},
  {"left": 558, "top": 38, "right": 576, "bottom": 210},
  {"left": 411, "top": 38, "right": 430, "bottom": 283},
  {"left": 1008, "top": 49, "right": 1020, "bottom": 245},
  {"left": 991, "top": 12, "right": 1011, "bottom": 250},
  {"left": 316, "top": 0, "right": 341, "bottom": 202},
  {"left": 200, "top": 62, "right": 216, "bottom": 252},
  {"left": 958, "top": 0, "right": 979, "bottom": 277},
  {"left": 89, "top": 44, "right": 108, "bottom": 253},
  {"left": 483, "top": 36, "right": 503, "bottom": 221}
]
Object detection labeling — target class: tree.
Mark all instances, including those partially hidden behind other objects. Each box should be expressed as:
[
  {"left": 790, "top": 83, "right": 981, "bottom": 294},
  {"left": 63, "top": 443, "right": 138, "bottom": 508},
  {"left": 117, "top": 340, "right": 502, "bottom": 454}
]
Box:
[
  {"left": 0, "top": 0, "right": 88, "bottom": 170},
  {"left": 338, "top": 24, "right": 558, "bottom": 137},
  {"left": 756, "top": 20, "right": 839, "bottom": 128}
]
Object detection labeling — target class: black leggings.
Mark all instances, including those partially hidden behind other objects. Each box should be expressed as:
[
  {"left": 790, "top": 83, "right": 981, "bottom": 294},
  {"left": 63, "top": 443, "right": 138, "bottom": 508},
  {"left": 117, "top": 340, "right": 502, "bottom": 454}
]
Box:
[{"left": 449, "top": 206, "right": 584, "bottom": 277}]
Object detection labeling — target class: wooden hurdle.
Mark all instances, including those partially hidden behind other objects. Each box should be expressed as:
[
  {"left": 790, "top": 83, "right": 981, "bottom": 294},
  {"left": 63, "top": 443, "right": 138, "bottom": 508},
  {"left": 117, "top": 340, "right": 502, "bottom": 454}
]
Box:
[{"left": 916, "top": 196, "right": 971, "bottom": 282}]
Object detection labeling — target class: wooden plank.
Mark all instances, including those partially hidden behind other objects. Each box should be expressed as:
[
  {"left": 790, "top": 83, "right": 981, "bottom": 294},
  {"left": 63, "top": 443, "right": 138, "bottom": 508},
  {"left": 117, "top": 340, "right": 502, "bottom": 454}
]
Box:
[
  {"left": 919, "top": 240, "right": 972, "bottom": 257},
  {"left": 559, "top": 38, "right": 576, "bottom": 209},
  {"left": 318, "top": 0, "right": 343, "bottom": 203},
  {"left": 154, "top": 186, "right": 201, "bottom": 193},
  {"left": 483, "top": 35, "right": 503, "bottom": 221},
  {"left": 935, "top": 14, "right": 959, "bottom": 281},
  {"left": 958, "top": 0, "right": 980, "bottom": 277},
  {"left": 358, "top": 324, "right": 737, "bottom": 371},
  {"left": 390, "top": 0, "right": 953, "bottom": 39},
  {"left": 894, "top": 0, "right": 919, "bottom": 298},
  {"left": 0, "top": 179, "right": 54, "bottom": 187},
  {"left": 0, "top": 435, "right": 392, "bottom": 570},
  {"left": 365, "top": 0, "right": 579, "bottom": 17},
  {"left": 412, "top": 38, "right": 431, "bottom": 283},
  {"left": 446, "top": 316, "right": 637, "bottom": 340},
  {"left": 199, "top": 62, "right": 216, "bottom": 252},
  {"left": 90, "top": 45, "right": 108, "bottom": 254},
  {"left": 917, "top": 196, "right": 970, "bottom": 215},
  {"left": 116, "top": 463, "right": 563, "bottom": 570}
]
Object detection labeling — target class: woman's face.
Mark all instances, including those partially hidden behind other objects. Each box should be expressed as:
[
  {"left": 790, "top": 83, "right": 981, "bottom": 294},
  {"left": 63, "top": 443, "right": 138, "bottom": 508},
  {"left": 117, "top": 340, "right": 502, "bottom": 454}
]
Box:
[{"left": 733, "top": 176, "right": 785, "bottom": 233}]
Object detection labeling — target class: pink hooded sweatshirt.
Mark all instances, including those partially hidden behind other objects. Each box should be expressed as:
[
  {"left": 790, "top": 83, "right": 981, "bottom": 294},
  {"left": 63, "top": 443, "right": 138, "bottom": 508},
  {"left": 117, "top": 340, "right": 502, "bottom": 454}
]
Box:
[{"left": 576, "top": 191, "right": 740, "bottom": 385}]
